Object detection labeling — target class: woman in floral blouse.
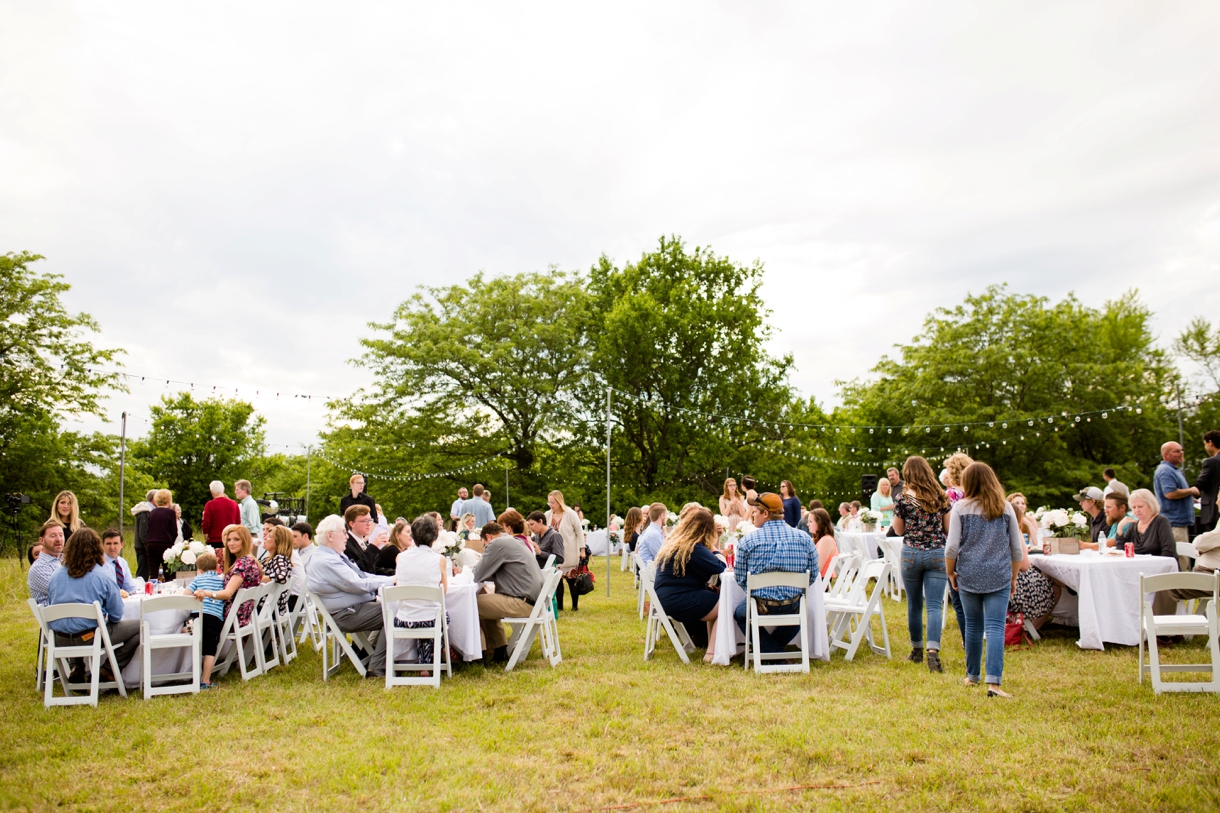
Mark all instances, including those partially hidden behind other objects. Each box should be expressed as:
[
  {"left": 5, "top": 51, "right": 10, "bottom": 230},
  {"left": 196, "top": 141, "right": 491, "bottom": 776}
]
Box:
[
  {"left": 892, "top": 455, "right": 951, "bottom": 674},
  {"left": 261, "top": 525, "right": 294, "bottom": 616},
  {"left": 198, "top": 524, "right": 264, "bottom": 628}
]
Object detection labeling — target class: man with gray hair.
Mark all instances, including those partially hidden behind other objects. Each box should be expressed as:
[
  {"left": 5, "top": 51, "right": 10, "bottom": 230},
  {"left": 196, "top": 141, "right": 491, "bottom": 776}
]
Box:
[{"left": 201, "top": 480, "right": 241, "bottom": 550}]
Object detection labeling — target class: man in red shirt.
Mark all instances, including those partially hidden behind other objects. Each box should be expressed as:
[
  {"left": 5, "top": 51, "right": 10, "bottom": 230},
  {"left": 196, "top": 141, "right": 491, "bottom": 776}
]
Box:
[{"left": 201, "top": 480, "right": 241, "bottom": 548}]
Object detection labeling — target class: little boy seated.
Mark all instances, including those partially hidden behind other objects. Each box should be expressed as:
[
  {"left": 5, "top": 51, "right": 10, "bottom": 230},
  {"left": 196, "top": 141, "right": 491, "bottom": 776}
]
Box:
[{"left": 186, "top": 551, "right": 227, "bottom": 689}]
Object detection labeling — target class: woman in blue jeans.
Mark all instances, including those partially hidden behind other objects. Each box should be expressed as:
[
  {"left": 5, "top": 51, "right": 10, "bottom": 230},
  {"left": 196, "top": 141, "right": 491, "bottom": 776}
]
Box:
[
  {"left": 945, "top": 462, "right": 1024, "bottom": 698},
  {"left": 892, "top": 456, "right": 951, "bottom": 673}
]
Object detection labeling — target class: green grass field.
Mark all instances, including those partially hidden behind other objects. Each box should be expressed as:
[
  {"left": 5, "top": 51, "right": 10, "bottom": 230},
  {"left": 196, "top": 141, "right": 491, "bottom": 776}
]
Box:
[{"left": 3, "top": 556, "right": 1219, "bottom": 812}]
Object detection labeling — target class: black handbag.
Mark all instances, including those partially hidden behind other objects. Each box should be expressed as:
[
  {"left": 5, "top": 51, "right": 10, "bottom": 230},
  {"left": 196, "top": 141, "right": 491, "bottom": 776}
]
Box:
[{"left": 572, "top": 568, "right": 595, "bottom": 596}]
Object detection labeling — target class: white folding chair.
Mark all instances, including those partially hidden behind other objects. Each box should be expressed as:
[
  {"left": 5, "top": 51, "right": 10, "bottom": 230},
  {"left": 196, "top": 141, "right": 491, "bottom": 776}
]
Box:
[
  {"left": 39, "top": 602, "right": 128, "bottom": 707},
  {"left": 1139, "top": 571, "right": 1220, "bottom": 694},
  {"left": 381, "top": 585, "right": 451, "bottom": 688},
  {"left": 878, "top": 536, "right": 905, "bottom": 600},
  {"left": 542, "top": 554, "right": 556, "bottom": 572},
  {"left": 642, "top": 566, "right": 695, "bottom": 663},
  {"left": 825, "top": 554, "right": 863, "bottom": 602},
  {"left": 213, "top": 585, "right": 266, "bottom": 680},
  {"left": 271, "top": 586, "right": 299, "bottom": 664},
  {"left": 291, "top": 584, "right": 325, "bottom": 652},
  {"left": 634, "top": 554, "right": 649, "bottom": 618},
  {"left": 825, "top": 558, "right": 892, "bottom": 661},
  {"left": 308, "top": 590, "right": 369, "bottom": 680},
  {"left": 504, "top": 570, "right": 563, "bottom": 671},
  {"left": 28, "top": 599, "right": 50, "bottom": 692},
  {"left": 140, "top": 595, "right": 203, "bottom": 699},
  {"left": 820, "top": 554, "right": 854, "bottom": 596},
  {"left": 742, "top": 571, "right": 811, "bottom": 674},
  {"left": 253, "top": 582, "right": 287, "bottom": 672}
]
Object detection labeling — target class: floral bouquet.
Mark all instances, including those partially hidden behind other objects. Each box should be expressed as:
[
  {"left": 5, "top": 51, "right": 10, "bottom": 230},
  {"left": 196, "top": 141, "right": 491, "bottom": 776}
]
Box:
[
  {"left": 1033, "top": 507, "right": 1091, "bottom": 539},
  {"left": 163, "top": 539, "right": 208, "bottom": 575},
  {"left": 665, "top": 511, "right": 679, "bottom": 527},
  {"left": 437, "top": 531, "right": 464, "bottom": 563},
  {"left": 859, "top": 508, "right": 884, "bottom": 527}
]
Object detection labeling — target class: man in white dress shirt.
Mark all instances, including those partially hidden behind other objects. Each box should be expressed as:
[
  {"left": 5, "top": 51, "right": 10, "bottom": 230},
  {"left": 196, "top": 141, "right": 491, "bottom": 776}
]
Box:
[{"left": 101, "top": 528, "right": 137, "bottom": 595}]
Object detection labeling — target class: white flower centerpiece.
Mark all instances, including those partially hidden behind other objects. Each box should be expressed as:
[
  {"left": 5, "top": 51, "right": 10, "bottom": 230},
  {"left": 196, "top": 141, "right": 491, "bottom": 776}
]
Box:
[
  {"left": 163, "top": 539, "right": 208, "bottom": 577},
  {"left": 1033, "top": 506, "right": 1091, "bottom": 553},
  {"left": 859, "top": 508, "right": 884, "bottom": 532}
]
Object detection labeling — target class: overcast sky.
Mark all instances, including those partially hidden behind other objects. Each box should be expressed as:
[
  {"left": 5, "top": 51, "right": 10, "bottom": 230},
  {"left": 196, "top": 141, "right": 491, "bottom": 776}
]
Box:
[{"left": 3, "top": 2, "right": 1218, "bottom": 450}]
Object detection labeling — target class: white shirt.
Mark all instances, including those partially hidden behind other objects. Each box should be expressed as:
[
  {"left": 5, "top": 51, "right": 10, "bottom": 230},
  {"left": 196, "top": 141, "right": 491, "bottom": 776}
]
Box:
[
  {"left": 394, "top": 546, "right": 445, "bottom": 623},
  {"left": 1103, "top": 479, "right": 1127, "bottom": 496}
]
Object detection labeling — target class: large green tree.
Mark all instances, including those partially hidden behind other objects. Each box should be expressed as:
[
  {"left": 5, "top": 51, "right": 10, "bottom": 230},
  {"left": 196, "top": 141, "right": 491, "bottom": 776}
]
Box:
[
  {"left": 0, "top": 252, "right": 125, "bottom": 543},
  {"left": 129, "top": 393, "right": 267, "bottom": 522},
  {"left": 836, "top": 285, "right": 1176, "bottom": 505},
  {"left": 587, "top": 236, "right": 797, "bottom": 507}
]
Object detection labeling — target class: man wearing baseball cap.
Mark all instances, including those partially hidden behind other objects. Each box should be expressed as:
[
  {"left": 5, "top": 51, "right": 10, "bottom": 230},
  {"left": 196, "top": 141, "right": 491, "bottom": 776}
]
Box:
[
  {"left": 1073, "top": 486, "right": 1110, "bottom": 548},
  {"left": 734, "top": 491, "right": 819, "bottom": 655}
]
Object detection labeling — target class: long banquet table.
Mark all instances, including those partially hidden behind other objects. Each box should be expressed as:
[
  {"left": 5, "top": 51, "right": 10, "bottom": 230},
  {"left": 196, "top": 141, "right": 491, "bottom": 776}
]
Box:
[
  {"left": 710, "top": 568, "right": 829, "bottom": 665},
  {"left": 1030, "top": 552, "right": 1179, "bottom": 650},
  {"left": 119, "top": 595, "right": 192, "bottom": 688}
]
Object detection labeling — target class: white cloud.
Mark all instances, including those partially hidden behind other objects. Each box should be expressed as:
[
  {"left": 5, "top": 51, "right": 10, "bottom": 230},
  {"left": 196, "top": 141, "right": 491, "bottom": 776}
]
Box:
[{"left": 3, "top": 1, "right": 1218, "bottom": 445}]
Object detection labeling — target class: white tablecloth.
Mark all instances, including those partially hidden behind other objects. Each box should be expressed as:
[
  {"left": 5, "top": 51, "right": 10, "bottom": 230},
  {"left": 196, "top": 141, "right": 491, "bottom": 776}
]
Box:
[
  {"left": 119, "top": 595, "right": 192, "bottom": 688},
  {"left": 837, "top": 531, "right": 884, "bottom": 560},
  {"left": 387, "top": 580, "right": 482, "bottom": 662},
  {"left": 586, "top": 530, "right": 617, "bottom": 556},
  {"left": 1030, "top": 552, "right": 1179, "bottom": 650},
  {"left": 711, "top": 569, "right": 829, "bottom": 665}
]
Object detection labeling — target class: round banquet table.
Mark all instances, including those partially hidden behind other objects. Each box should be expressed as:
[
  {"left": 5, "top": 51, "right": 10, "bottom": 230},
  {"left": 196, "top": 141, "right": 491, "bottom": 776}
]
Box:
[
  {"left": 119, "top": 595, "right": 193, "bottom": 688},
  {"left": 836, "top": 531, "right": 885, "bottom": 560},
  {"left": 386, "top": 578, "right": 482, "bottom": 663},
  {"left": 1030, "top": 551, "right": 1180, "bottom": 650},
  {"left": 710, "top": 568, "right": 829, "bottom": 665},
  {"left": 586, "top": 530, "right": 614, "bottom": 556}
]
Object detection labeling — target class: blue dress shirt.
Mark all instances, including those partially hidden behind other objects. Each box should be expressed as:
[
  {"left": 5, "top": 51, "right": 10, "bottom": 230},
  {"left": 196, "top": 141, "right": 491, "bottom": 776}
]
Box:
[
  {"left": 636, "top": 523, "right": 665, "bottom": 566},
  {"left": 105, "top": 555, "right": 138, "bottom": 592},
  {"left": 45, "top": 563, "right": 125, "bottom": 634},
  {"left": 305, "top": 545, "right": 393, "bottom": 613}
]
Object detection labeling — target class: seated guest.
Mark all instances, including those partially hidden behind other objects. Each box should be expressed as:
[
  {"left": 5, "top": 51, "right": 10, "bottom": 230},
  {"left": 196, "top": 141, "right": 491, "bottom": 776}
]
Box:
[
  {"left": 343, "top": 505, "right": 378, "bottom": 574},
  {"left": 473, "top": 519, "right": 545, "bottom": 663},
  {"left": 375, "top": 519, "right": 413, "bottom": 576},
  {"left": 101, "top": 528, "right": 137, "bottom": 595},
  {"left": 527, "top": 511, "right": 565, "bottom": 570},
  {"left": 653, "top": 507, "right": 725, "bottom": 657},
  {"left": 394, "top": 515, "right": 451, "bottom": 674},
  {"left": 808, "top": 508, "right": 839, "bottom": 577},
  {"left": 1116, "top": 488, "right": 1179, "bottom": 615},
  {"left": 1007, "top": 492, "right": 1060, "bottom": 631},
  {"left": 1173, "top": 527, "right": 1220, "bottom": 602},
  {"left": 498, "top": 509, "right": 534, "bottom": 553},
  {"left": 46, "top": 528, "right": 141, "bottom": 679},
  {"left": 307, "top": 514, "right": 394, "bottom": 678},
  {"left": 199, "top": 525, "right": 265, "bottom": 631},
  {"left": 1073, "top": 487, "right": 1109, "bottom": 548},
  {"left": 636, "top": 503, "right": 668, "bottom": 566},
  {"left": 733, "top": 493, "right": 819, "bottom": 653},
  {"left": 186, "top": 551, "right": 226, "bottom": 689},
  {"left": 1104, "top": 492, "right": 1135, "bottom": 541},
  {"left": 143, "top": 489, "right": 179, "bottom": 580},
  {"left": 622, "top": 507, "right": 644, "bottom": 553},
  {"left": 796, "top": 499, "right": 821, "bottom": 535},
  {"left": 259, "top": 516, "right": 286, "bottom": 563},
  {"left": 29, "top": 520, "right": 66, "bottom": 605},
  {"left": 261, "top": 525, "right": 295, "bottom": 617},
  {"left": 836, "top": 502, "right": 851, "bottom": 530},
  {"left": 287, "top": 521, "right": 315, "bottom": 611},
  {"left": 28, "top": 542, "right": 43, "bottom": 566},
  {"left": 455, "top": 513, "right": 478, "bottom": 542}
]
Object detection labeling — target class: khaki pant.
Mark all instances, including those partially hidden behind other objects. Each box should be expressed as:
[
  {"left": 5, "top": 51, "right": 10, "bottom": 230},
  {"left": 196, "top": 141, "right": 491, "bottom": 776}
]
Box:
[{"left": 477, "top": 594, "right": 535, "bottom": 651}]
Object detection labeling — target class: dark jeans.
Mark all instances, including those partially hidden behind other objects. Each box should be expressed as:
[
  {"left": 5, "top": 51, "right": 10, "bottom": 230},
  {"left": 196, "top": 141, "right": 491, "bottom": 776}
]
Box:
[
  {"left": 948, "top": 585, "right": 966, "bottom": 645},
  {"left": 733, "top": 596, "right": 803, "bottom": 653},
  {"left": 899, "top": 545, "right": 947, "bottom": 650},
  {"left": 960, "top": 585, "right": 1011, "bottom": 685}
]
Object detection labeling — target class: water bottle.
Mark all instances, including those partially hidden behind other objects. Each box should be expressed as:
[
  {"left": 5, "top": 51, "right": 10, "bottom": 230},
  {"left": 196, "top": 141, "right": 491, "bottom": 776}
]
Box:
[{"left": 1096, "top": 532, "right": 1107, "bottom": 554}]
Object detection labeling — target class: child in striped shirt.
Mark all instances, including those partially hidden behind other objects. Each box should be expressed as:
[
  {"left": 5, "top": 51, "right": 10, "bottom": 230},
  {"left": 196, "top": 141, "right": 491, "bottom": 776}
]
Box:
[{"left": 187, "top": 551, "right": 226, "bottom": 689}]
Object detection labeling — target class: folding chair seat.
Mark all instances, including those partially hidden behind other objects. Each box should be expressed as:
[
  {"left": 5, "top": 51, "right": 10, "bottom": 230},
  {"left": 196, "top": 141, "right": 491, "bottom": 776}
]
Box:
[
  {"left": 38, "top": 601, "right": 128, "bottom": 707},
  {"left": 213, "top": 585, "right": 267, "bottom": 680},
  {"left": 642, "top": 565, "right": 695, "bottom": 663},
  {"left": 743, "top": 571, "right": 811, "bottom": 674},
  {"left": 28, "top": 599, "right": 50, "bottom": 692},
  {"left": 504, "top": 570, "right": 563, "bottom": 671},
  {"left": 381, "top": 585, "right": 451, "bottom": 688},
  {"left": 1139, "top": 571, "right": 1220, "bottom": 694},
  {"left": 308, "top": 589, "right": 369, "bottom": 680},
  {"left": 253, "top": 582, "right": 287, "bottom": 672},
  {"left": 825, "top": 558, "right": 892, "bottom": 661},
  {"left": 140, "top": 595, "right": 203, "bottom": 698}
]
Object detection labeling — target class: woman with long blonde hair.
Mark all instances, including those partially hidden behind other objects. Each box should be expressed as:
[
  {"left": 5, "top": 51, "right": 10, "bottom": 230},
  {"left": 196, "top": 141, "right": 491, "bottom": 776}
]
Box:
[
  {"left": 719, "top": 478, "right": 747, "bottom": 532},
  {"left": 945, "top": 463, "right": 1024, "bottom": 697},
  {"left": 893, "top": 455, "right": 952, "bottom": 673},
  {"left": 654, "top": 507, "right": 726, "bottom": 660},
  {"left": 546, "top": 490, "right": 584, "bottom": 611},
  {"left": 48, "top": 490, "right": 82, "bottom": 536}
]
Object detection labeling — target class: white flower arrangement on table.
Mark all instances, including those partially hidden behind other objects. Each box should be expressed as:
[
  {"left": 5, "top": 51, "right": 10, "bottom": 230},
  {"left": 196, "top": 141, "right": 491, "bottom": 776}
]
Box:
[
  {"left": 859, "top": 508, "right": 884, "bottom": 526},
  {"left": 162, "top": 539, "right": 209, "bottom": 574},
  {"left": 1033, "top": 507, "right": 1091, "bottom": 539},
  {"left": 665, "top": 511, "right": 679, "bottom": 527}
]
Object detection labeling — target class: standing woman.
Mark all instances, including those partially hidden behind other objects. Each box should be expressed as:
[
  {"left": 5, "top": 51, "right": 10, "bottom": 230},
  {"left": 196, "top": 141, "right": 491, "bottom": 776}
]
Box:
[
  {"left": 48, "top": 491, "right": 83, "bottom": 538},
  {"left": 144, "top": 489, "right": 179, "bottom": 580},
  {"left": 623, "top": 507, "right": 644, "bottom": 553},
  {"left": 780, "top": 481, "right": 801, "bottom": 528},
  {"left": 652, "top": 507, "right": 725, "bottom": 660},
  {"left": 892, "top": 455, "right": 951, "bottom": 673},
  {"left": 945, "top": 463, "right": 1024, "bottom": 698},
  {"left": 719, "top": 479, "right": 748, "bottom": 532},
  {"left": 870, "top": 478, "right": 895, "bottom": 528},
  {"left": 546, "top": 491, "right": 583, "bottom": 611}
]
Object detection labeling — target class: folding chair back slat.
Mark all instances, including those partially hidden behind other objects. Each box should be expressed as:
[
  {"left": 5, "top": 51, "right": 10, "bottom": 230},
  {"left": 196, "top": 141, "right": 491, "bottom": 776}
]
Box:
[
  {"left": 504, "top": 570, "right": 564, "bottom": 671},
  {"left": 140, "top": 595, "right": 202, "bottom": 699},
  {"left": 1139, "top": 571, "right": 1220, "bottom": 694},
  {"left": 743, "top": 571, "right": 810, "bottom": 674},
  {"left": 40, "top": 601, "right": 128, "bottom": 707},
  {"left": 381, "top": 585, "right": 451, "bottom": 688}
]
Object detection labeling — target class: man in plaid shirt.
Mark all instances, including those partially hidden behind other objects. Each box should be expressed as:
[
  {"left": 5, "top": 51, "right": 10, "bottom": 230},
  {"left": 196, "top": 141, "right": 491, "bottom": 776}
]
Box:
[{"left": 734, "top": 492, "right": 819, "bottom": 653}]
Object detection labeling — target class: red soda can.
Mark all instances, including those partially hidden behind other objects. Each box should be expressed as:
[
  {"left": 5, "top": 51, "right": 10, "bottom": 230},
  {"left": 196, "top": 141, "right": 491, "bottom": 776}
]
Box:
[
  {"left": 144, "top": 580, "right": 153, "bottom": 595},
  {"left": 1124, "top": 542, "right": 1134, "bottom": 558}
]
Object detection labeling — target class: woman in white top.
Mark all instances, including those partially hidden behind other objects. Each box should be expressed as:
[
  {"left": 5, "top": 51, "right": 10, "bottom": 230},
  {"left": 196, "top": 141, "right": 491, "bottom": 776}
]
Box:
[
  {"left": 718, "top": 478, "right": 748, "bottom": 532},
  {"left": 394, "top": 515, "right": 450, "bottom": 674},
  {"left": 546, "top": 490, "right": 584, "bottom": 611}
]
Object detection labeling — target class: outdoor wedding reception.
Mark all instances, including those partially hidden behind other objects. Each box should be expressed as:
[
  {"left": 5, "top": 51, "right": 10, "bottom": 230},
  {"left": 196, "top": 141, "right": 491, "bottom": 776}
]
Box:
[{"left": 3, "top": 2, "right": 1220, "bottom": 812}]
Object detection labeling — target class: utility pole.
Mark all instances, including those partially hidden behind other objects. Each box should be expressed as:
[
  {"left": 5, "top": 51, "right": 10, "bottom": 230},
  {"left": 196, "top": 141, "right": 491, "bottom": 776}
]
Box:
[
  {"left": 605, "top": 387, "right": 612, "bottom": 597},
  {"left": 305, "top": 445, "right": 312, "bottom": 520},
  {"left": 119, "top": 411, "right": 127, "bottom": 535},
  {"left": 505, "top": 460, "right": 510, "bottom": 510},
  {"left": 1177, "top": 384, "right": 1185, "bottom": 448}
]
